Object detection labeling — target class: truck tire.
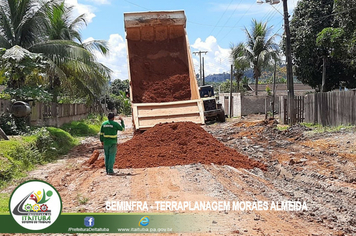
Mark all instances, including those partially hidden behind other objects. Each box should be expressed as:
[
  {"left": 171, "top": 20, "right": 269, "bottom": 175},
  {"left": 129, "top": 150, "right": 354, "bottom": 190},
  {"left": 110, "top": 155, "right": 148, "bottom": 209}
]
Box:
[{"left": 217, "top": 111, "right": 226, "bottom": 122}]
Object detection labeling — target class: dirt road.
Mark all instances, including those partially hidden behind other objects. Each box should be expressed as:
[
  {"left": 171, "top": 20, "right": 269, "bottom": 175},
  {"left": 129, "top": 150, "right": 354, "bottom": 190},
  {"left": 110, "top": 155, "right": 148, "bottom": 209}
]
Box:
[{"left": 3, "top": 116, "right": 355, "bottom": 235}]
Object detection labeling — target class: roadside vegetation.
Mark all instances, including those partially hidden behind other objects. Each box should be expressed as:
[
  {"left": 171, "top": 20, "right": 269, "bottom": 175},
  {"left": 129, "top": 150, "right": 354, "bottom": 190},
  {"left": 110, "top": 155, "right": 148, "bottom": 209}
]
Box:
[
  {"left": 276, "top": 122, "right": 355, "bottom": 133},
  {"left": 0, "top": 128, "right": 76, "bottom": 188},
  {"left": 0, "top": 0, "right": 111, "bottom": 105},
  {"left": 0, "top": 114, "right": 105, "bottom": 213},
  {"left": 61, "top": 114, "right": 105, "bottom": 137},
  {"left": 302, "top": 123, "right": 355, "bottom": 134}
]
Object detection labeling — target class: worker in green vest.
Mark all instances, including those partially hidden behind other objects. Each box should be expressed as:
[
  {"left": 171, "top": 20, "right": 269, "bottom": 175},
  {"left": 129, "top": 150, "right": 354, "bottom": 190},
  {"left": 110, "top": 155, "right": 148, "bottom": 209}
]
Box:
[{"left": 100, "top": 112, "right": 125, "bottom": 175}]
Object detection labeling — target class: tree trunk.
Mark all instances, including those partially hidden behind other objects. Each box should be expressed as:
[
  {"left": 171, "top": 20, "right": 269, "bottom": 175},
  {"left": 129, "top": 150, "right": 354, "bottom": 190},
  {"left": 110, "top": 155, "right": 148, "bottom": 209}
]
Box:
[
  {"left": 255, "top": 76, "right": 258, "bottom": 96},
  {"left": 52, "top": 76, "right": 60, "bottom": 104}
]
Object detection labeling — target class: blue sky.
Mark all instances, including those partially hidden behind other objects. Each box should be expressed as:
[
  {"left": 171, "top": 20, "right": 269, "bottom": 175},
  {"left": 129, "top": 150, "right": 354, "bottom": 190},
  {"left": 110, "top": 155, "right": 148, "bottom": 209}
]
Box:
[{"left": 65, "top": 0, "right": 300, "bottom": 80}]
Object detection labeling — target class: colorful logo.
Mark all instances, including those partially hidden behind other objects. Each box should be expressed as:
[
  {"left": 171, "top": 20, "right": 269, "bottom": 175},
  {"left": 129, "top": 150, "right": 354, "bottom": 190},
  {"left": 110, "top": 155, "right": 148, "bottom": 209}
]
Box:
[
  {"left": 9, "top": 180, "right": 62, "bottom": 230},
  {"left": 138, "top": 216, "right": 150, "bottom": 226},
  {"left": 84, "top": 216, "right": 95, "bottom": 227}
]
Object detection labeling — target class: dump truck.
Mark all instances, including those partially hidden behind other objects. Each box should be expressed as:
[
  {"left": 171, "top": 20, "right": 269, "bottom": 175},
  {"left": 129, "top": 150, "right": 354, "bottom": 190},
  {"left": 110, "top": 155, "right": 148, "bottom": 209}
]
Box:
[{"left": 124, "top": 11, "right": 205, "bottom": 131}]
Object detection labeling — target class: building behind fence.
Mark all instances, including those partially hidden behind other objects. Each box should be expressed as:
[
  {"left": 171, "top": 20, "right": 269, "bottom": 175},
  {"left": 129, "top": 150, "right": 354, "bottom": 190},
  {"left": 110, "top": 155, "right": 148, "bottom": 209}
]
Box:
[
  {"left": 0, "top": 99, "right": 106, "bottom": 127},
  {"left": 219, "top": 93, "right": 279, "bottom": 117}
]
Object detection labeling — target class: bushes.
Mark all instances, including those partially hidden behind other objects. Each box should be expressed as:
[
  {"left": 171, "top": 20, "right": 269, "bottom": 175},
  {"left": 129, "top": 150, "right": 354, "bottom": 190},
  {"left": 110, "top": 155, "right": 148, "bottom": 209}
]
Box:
[
  {"left": 105, "top": 92, "right": 131, "bottom": 116},
  {"left": 61, "top": 121, "right": 99, "bottom": 137},
  {"left": 0, "top": 138, "right": 41, "bottom": 186},
  {"left": 0, "top": 115, "right": 103, "bottom": 188},
  {"left": 61, "top": 114, "right": 104, "bottom": 137},
  {"left": 0, "top": 113, "right": 30, "bottom": 135},
  {"left": 47, "top": 127, "right": 77, "bottom": 155},
  {"left": 0, "top": 128, "right": 77, "bottom": 188}
]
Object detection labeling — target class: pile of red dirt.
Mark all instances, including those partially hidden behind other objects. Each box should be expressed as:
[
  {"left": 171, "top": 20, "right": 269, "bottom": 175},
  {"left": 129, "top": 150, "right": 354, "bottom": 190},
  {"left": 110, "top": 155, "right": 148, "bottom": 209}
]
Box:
[
  {"left": 128, "top": 36, "right": 191, "bottom": 103},
  {"left": 90, "top": 122, "right": 266, "bottom": 170}
]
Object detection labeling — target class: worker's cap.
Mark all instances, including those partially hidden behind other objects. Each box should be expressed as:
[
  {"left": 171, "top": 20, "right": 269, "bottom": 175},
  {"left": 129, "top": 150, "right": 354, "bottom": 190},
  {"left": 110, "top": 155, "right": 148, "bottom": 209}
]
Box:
[{"left": 108, "top": 112, "right": 115, "bottom": 119}]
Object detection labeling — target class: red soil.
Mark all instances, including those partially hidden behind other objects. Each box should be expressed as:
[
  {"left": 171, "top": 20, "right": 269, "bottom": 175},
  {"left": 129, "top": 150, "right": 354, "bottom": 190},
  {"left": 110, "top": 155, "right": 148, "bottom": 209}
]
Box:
[
  {"left": 90, "top": 122, "right": 266, "bottom": 171},
  {"left": 128, "top": 36, "right": 191, "bottom": 103}
]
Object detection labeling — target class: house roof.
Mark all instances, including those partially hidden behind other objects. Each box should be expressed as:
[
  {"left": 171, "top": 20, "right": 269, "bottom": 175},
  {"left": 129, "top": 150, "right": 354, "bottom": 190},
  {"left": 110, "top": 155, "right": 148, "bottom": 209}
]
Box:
[{"left": 254, "top": 83, "right": 314, "bottom": 92}]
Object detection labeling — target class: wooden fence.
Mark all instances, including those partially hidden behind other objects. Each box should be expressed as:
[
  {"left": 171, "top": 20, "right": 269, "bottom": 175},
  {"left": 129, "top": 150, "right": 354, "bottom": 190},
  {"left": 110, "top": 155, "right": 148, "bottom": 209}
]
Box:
[
  {"left": 0, "top": 99, "right": 106, "bottom": 127},
  {"left": 279, "top": 96, "right": 305, "bottom": 124},
  {"left": 0, "top": 99, "right": 12, "bottom": 114},
  {"left": 304, "top": 90, "right": 356, "bottom": 126}
]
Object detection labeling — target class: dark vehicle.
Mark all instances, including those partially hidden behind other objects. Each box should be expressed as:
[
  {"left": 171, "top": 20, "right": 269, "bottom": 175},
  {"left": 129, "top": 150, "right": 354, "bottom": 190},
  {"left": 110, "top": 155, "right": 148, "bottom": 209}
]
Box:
[{"left": 199, "top": 85, "right": 225, "bottom": 122}]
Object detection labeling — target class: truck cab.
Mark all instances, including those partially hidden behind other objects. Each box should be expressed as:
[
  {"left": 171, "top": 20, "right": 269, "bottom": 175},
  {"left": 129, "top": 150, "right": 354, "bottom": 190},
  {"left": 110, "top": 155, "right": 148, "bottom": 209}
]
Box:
[{"left": 199, "top": 85, "right": 225, "bottom": 122}]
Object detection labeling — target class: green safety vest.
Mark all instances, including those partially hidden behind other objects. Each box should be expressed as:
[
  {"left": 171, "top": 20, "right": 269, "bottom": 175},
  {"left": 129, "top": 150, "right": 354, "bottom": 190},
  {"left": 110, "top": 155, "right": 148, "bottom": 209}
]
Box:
[{"left": 100, "top": 119, "right": 125, "bottom": 145}]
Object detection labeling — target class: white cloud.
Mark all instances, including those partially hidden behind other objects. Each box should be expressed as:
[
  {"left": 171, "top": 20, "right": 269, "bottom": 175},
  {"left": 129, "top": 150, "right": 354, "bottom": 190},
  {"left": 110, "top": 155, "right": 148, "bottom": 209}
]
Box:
[
  {"left": 87, "top": 34, "right": 128, "bottom": 80},
  {"left": 64, "top": 0, "right": 96, "bottom": 23},
  {"left": 87, "top": 35, "right": 232, "bottom": 81},
  {"left": 191, "top": 36, "right": 231, "bottom": 76}
]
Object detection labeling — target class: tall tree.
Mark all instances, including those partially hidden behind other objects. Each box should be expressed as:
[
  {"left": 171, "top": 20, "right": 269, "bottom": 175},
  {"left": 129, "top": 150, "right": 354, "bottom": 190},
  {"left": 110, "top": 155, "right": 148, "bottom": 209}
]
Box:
[
  {"left": 111, "top": 79, "right": 129, "bottom": 96},
  {"left": 332, "top": 0, "right": 356, "bottom": 88},
  {"left": 0, "top": 0, "right": 111, "bottom": 103},
  {"left": 42, "top": 1, "right": 110, "bottom": 102},
  {"left": 316, "top": 27, "right": 345, "bottom": 91},
  {"left": 290, "top": 0, "right": 336, "bottom": 91},
  {"left": 231, "top": 19, "right": 278, "bottom": 95},
  {"left": 230, "top": 43, "right": 249, "bottom": 91},
  {"left": 0, "top": 0, "right": 54, "bottom": 49}
]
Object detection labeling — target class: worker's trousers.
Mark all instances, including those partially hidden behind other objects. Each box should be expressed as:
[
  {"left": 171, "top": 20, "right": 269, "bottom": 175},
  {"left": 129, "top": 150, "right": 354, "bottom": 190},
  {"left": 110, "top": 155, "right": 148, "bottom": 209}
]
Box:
[{"left": 103, "top": 143, "right": 117, "bottom": 174}]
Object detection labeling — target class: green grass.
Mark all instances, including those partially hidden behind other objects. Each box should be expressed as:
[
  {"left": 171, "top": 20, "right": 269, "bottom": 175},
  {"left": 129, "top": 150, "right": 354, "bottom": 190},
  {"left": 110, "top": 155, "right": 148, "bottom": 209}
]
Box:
[
  {"left": 276, "top": 124, "right": 289, "bottom": 131},
  {"left": 77, "top": 194, "right": 89, "bottom": 205},
  {"left": 47, "top": 127, "right": 78, "bottom": 155},
  {"left": 302, "top": 123, "right": 355, "bottom": 133},
  {"left": 0, "top": 193, "right": 9, "bottom": 214},
  {"left": 61, "top": 114, "right": 104, "bottom": 137},
  {"left": 0, "top": 138, "right": 36, "bottom": 186},
  {"left": 0, "top": 115, "right": 105, "bottom": 209},
  {"left": 0, "top": 128, "right": 77, "bottom": 188}
]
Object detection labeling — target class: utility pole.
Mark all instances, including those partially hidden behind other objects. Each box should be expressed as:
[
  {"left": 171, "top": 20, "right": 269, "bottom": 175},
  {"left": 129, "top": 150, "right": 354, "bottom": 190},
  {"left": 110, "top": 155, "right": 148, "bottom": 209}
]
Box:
[
  {"left": 282, "top": 0, "right": 295, "bottom": 125},
  {"left": 258, "top": 0, "right": 295, "bottom": 125},
  {"left": 230, "top": 65, "right": 233, "bottom": 118},
  {"left": 272, "top": 60, "right": 277, "bottom": 119},
  {"left": 202, "top": 57, "right": 205, "bottom": 86},
  {"left": 193, "top": 51, "right": 208, "bottom": 86}
]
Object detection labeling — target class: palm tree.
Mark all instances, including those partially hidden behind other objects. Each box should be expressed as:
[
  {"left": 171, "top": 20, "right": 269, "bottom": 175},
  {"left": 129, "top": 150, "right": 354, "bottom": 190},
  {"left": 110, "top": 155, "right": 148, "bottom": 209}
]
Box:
[
  {"left": 0, "top": 0, "right": 54, "bottom": 49},
  {"left": 0, "top": 0, "right": 56, "bottom": 88},
  {"left": 41, "top": 1, "right": 111, "bottom": 103},
  {"left": 0, "top": 0, "right": 111, "bottom": 103},
  {"left": 231, "top": 42, "right": 249, "bottom": 91},
  {"left": 231, "top": 19, "right": 278, "bottom": 95}
]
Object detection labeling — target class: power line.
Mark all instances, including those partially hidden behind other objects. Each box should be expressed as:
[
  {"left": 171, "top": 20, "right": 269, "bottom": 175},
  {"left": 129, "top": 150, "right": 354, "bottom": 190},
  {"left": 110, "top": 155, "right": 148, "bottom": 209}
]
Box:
[
  {"left": 122, "top": 0, "right": 150, "bottom": 10},
  {"left": 270, "top": 4, "right": 283, "bottom": 17},
  {"left": 262, "top": 5, "right": 276, "bottom": 21},
  {"left": 220, "top": 2, "right": 255, "bottom": 42},
  {"left": 188, "top": 21, "right": 242, "bottom": 29},
  {"left": 209, "top": 0, "right": 234, "bottom": 35},
  {"left": 215, "top": 0, "right": 244, "bottom": 38}
]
